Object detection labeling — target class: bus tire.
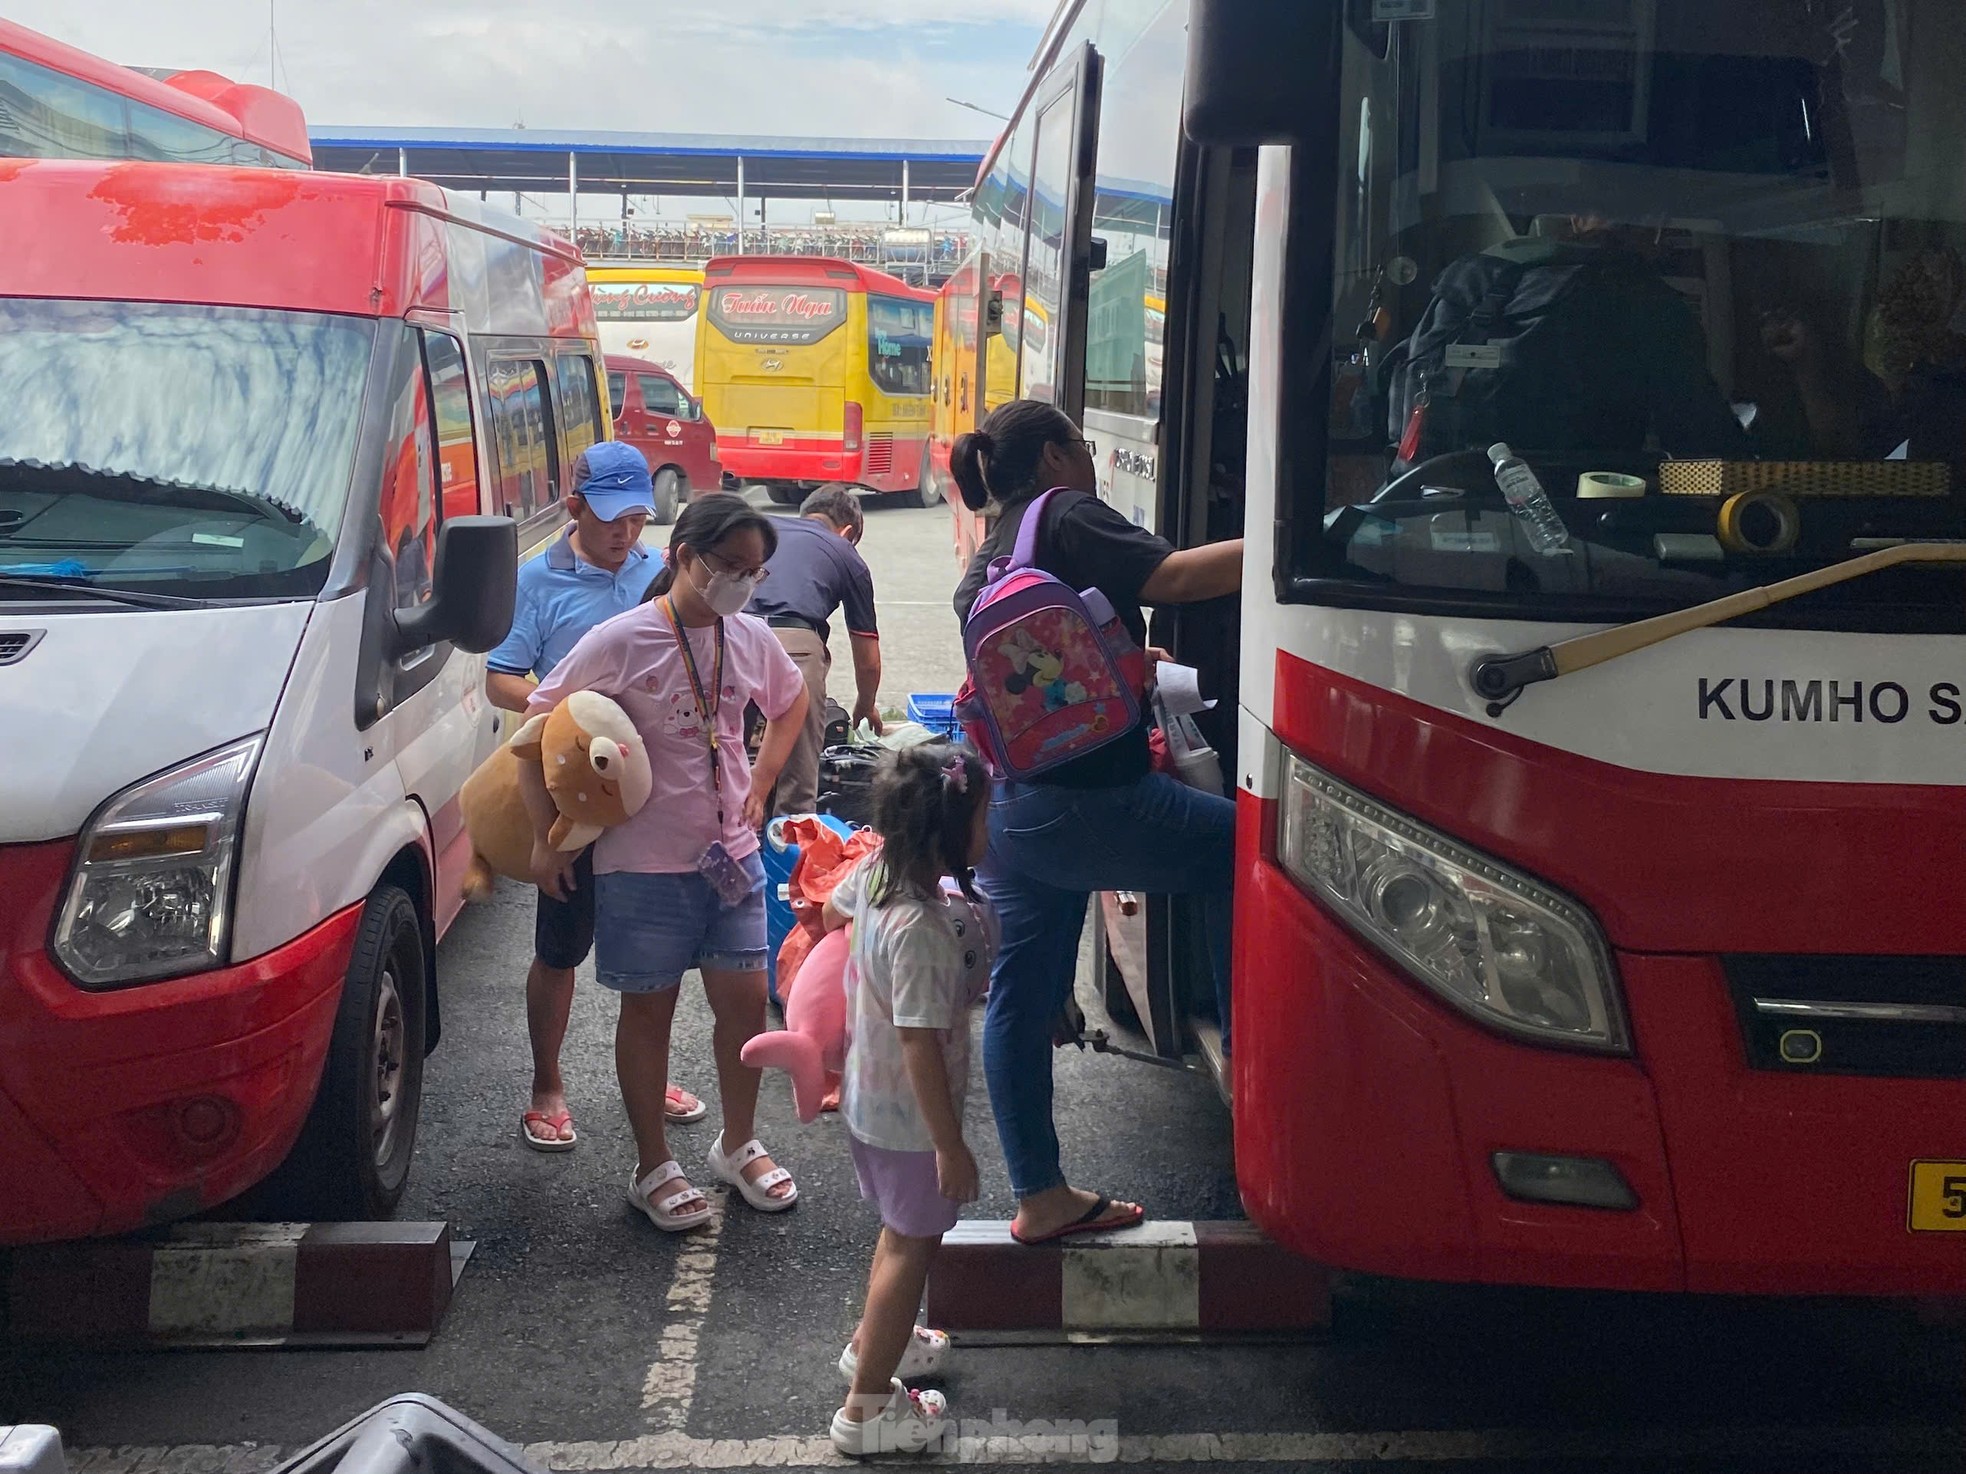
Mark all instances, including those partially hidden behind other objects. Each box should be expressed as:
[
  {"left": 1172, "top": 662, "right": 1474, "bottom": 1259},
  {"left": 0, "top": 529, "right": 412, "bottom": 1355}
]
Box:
[
  {"left": 652, "top": 468, "right": 682, "bottom": 525},
  {"left": 912, "top": 443, "right": 945, "bottom": 508},
  {"left": 767, "top": 484, "right": 803, "bottom": 507},
  {"left": 266, "top": 884, "right": 427, "bottom": 1221}
]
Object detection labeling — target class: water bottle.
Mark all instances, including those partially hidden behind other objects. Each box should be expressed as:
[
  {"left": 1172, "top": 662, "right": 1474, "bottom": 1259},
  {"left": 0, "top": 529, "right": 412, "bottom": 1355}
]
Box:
[{"left": 1488, "top": 443, "right": 1570, "bottom": 555}]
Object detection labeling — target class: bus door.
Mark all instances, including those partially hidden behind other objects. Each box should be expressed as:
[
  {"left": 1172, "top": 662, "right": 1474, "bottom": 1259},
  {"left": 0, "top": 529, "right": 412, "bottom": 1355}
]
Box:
[
  {"left": 1089, "top": 142, "right": 1262, "bottom": 1088},
  {"left": 1018, "top": 42, "right": 1103, "bottom": 421}
]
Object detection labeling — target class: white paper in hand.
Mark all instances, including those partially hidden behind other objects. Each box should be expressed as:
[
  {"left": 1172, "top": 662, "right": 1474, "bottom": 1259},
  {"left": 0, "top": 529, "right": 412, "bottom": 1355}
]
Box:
[{"left": 1155, "top": 660, "right": 1215, "bottom": 718}]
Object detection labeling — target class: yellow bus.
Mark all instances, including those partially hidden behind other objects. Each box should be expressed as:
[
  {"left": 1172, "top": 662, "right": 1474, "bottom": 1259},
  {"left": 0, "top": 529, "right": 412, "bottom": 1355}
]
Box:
[
  {"left": 696, "top": 255, "right": 934, "bottom": 505},
  {"left": 588, "top": 264, "right": 703, "bottom": 389}
]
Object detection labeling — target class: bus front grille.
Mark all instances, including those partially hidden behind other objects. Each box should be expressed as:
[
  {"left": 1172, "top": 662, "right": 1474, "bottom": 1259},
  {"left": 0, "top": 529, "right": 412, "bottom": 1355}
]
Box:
[{"left": 1724, "top": 956, "right": 1966, "bottom": 1080}]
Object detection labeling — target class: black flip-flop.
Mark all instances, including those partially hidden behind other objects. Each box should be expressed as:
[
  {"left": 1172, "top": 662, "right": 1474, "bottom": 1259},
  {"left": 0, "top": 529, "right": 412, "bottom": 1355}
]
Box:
[{"left": 1009, "top": 1195, "right": 1145, "bottom": 1246}]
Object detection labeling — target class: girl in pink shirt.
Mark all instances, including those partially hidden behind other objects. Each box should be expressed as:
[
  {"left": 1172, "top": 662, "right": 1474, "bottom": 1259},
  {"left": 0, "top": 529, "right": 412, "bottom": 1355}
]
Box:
[{"left": 522, "top": 494, "right": 810, "bottom": 1231}]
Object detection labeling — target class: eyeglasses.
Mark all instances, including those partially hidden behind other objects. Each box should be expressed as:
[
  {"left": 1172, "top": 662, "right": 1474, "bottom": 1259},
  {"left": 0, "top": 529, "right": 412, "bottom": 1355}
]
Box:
[
  {"left": 1067, "top": 437, "right": 1097, "bottom": 457},
  {"left": 701, "top": 549, "right": 769, "bottom": 584}
]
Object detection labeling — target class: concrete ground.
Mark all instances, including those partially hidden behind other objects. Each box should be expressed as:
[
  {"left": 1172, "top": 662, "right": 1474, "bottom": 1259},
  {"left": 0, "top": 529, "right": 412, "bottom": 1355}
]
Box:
[{"left": 1, "top": 496, "right": 1961, "bottom": 1473}]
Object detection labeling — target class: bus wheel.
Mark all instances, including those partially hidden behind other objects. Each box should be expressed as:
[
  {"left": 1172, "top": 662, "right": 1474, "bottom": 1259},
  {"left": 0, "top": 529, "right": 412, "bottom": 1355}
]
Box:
[
  {"left": 767, "top": 484, "right": 803, "bottom": 507},
  {"left": 910, "top": 443, "right": 945, "bottom": 509},
  {"left": 652, "top": 468, "right": 682, "bottom": 525},
  {"left": 265, "top": 885, "right": 427, "bottom": 1221}
]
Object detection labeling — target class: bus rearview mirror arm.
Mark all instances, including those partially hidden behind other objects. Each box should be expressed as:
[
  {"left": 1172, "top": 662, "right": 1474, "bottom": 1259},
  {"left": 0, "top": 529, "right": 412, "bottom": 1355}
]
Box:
[
  {"left": 1469, "top": 542, "right": 1966, "bottom": 716},
  {"left": 393, "top": 515, "right": 519, "bottom": 659}
]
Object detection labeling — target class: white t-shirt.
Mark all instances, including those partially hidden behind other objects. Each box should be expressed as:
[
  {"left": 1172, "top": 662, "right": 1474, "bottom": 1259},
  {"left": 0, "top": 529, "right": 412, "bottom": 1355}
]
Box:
[{"left": 832, "top": 855, "right": 996, "bottom": 1154}]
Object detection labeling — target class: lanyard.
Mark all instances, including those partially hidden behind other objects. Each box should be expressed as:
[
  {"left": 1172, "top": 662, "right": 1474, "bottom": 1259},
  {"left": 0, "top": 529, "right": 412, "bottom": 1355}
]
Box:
[{"left": 662, "top": 596, "right": 728, "bottom": 826}]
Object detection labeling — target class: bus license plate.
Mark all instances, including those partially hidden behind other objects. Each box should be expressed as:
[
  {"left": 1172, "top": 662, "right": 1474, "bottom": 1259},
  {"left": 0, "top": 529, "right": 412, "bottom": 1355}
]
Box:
[
  {"left": 756, "top": 430, "right": 784, "bottom": 446},
  {"left": 1907, "top": 1161, "right": 1966, "bottom": 1231}
]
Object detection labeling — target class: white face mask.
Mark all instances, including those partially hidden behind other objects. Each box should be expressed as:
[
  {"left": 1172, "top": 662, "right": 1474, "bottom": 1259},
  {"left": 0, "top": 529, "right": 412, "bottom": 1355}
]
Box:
[{"left": 692, "top": 560, "right": 755, "bottom": 617}]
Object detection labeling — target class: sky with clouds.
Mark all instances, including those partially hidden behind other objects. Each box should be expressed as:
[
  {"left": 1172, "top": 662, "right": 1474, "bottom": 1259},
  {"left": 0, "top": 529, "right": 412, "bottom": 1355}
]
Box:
[{"left": 13, "top": 1, "right": 1044, "bottom": 142}]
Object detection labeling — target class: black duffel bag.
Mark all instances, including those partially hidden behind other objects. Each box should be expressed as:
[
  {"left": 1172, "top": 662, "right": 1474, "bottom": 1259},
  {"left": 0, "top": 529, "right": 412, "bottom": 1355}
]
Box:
[{"left": 817, "top": 742, "right": 883, "bottom": 826}]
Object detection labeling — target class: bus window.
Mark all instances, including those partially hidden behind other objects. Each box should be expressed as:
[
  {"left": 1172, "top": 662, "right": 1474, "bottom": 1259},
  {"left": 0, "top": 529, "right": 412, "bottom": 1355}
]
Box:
[
  {"left": 125, "top": 98, "right": 236, "bottom": 166},
  {"left": 421, "top": 330, "right": 478, "bottom": 522},
  {"left": 1085, "top": 4, "right": 1184, "bottom": 419},
  {"left": 1021, "top": 90, "right": 1077, "bottom": 404},
  {"left": 486, "top": 356, "right": 556, "bottom": 518},
  {"left": 0, "top": 49, "right": 123, "bottom": 159},
  {"left": 557, "top": 352, "right": 603, "bottom": 476},
  {"left": 868, "top": 296, "right": 932, "bottom": 397}
]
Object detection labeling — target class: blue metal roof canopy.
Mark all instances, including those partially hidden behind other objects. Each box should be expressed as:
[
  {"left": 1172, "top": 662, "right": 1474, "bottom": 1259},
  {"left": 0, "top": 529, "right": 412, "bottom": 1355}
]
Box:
[{"left": 308, "top": 126, "right": 992, "bottom": 206}]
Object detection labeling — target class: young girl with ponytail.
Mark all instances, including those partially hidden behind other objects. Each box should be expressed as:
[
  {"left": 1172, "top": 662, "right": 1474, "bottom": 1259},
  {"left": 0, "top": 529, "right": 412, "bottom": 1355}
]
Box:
[
  {"left": 950, "top": 399, "right": 1244, "bottom": 1246},
  {"left": 520, "top": 492, "right": 809, "bottom": 1232}
]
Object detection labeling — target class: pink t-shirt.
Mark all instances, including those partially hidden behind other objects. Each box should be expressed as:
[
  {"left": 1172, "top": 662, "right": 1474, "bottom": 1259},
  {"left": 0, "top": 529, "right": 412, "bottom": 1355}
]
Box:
[{"left": 526, "top": 603, "right": 805, "bottom": 875}]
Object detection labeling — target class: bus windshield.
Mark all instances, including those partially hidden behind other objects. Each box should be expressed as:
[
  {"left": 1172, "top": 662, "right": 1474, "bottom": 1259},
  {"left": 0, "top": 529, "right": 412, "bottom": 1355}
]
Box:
[
  {"left": 0, "top": 300, "right": 374, "bottom": 602},
  {"left": 1299, "top": 0, "right": 1966, "bottom": 631}
]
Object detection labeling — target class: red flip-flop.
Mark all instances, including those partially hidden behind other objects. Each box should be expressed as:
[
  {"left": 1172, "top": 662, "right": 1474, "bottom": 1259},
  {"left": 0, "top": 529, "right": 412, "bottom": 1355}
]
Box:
[{"left": 1009, "top": 1195, "right": 1144, "bottom": 1245}]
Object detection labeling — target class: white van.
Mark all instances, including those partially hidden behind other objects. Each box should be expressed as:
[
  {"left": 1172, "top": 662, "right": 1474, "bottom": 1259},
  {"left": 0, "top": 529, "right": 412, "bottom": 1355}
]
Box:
[{"left": 0, "top": 159, "right": 607, "bottom": 1243}]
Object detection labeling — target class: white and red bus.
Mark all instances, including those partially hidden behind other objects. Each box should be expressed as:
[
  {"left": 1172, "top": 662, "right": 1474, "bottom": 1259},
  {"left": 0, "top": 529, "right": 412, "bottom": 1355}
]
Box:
[
  {"left": 0, "top": 18, "right": 311, "bottom": 169},
  {"left": 968, "top": 0, "right": 1966, "bottom": 1298}
]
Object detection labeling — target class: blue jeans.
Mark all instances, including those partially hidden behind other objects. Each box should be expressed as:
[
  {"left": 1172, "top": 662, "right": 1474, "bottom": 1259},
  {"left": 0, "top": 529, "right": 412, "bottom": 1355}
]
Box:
[{"left": 978, "top": 773, "right": 1235, "bottom": 1198}]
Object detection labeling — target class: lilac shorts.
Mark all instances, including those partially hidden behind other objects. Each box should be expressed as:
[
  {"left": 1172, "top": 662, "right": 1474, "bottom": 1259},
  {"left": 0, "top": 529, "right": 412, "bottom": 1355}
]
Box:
[{"left": 849, "top": 1135, "right": 960, "bottom": 1239}]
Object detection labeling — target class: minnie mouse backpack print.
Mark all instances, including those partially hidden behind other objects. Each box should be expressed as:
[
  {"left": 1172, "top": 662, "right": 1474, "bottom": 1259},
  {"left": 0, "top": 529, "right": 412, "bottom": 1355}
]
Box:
[{"left": 955, "top": 489, "right": 1147, "bottom": 779}]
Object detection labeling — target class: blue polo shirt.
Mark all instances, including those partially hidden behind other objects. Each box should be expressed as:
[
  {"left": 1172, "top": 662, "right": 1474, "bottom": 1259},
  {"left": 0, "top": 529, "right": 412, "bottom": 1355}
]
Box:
[{"left": 486, "top": 530, "right": 657, "bottom": 681}]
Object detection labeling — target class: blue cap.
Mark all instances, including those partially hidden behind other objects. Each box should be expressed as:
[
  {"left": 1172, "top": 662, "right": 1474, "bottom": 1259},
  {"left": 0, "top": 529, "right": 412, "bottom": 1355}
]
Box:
[{"left": 572, "top": 441, "right": 656, "bottom": 521}]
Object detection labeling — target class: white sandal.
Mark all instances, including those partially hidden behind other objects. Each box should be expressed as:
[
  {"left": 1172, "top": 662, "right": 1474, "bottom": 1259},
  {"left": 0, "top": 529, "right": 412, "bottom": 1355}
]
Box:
[
  {"left": 838, "top": 1325, "right": 950, "bottom": 1384},
  {"left": 707, "top": 1136, "right": 798, "bottom": 1212},
  {"left": 831, "top": 1380, "right": 948, "bottom": 1457},
  {"left": 629, "top": 1161, "right": 714, "bottom": 1232}
]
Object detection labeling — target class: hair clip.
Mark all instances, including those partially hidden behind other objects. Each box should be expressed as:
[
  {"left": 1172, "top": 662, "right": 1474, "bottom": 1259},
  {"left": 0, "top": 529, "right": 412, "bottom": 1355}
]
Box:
[{"left": 941, "top": 756, "right": 969, "bottom": 795}]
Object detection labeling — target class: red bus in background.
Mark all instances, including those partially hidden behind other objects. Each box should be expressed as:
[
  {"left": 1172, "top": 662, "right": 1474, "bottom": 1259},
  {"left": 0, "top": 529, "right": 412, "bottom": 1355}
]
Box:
[{"left": 0, "top": 17, "right": 311, "bottom": 169}]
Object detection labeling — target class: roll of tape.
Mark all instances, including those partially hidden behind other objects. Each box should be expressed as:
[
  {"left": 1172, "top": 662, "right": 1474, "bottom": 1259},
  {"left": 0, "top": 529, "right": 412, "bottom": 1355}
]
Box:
[
  {"left": 1717, "top": 490, "right": 1801, "bottom": 555},
  {"left": 1577, "top": 472, "right": 1647, "bottom": 499}
]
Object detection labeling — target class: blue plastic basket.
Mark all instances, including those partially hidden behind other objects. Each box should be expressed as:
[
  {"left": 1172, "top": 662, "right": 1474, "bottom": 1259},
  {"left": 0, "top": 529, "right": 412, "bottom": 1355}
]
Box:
[
  {"left": 906, "top": 692, "right": 962, "bottom": 740},
  {"left": 762, "top": 813, "right": 856, "bottom": 1007}
]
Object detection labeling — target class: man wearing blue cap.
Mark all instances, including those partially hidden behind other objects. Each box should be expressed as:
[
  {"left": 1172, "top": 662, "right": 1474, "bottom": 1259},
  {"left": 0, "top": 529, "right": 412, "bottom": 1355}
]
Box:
[{"left": 486, "top": 442, "right": 706, "bottom": 1151}]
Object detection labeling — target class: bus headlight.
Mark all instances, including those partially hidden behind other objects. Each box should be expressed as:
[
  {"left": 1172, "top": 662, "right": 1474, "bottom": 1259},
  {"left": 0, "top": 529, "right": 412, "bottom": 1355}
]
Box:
[
  {"left": 52, "top": 735, "right": 262, "bottom": 989},
  {"left": 1276, "top": 755, "right": 1628, "bottom": 1053}
]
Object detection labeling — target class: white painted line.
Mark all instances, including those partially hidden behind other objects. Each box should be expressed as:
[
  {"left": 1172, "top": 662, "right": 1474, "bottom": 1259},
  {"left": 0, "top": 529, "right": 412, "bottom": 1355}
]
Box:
[
  {"left": 68, "top": 1423, "right": 1954, "bottom": 1472},
  {"left": 147, "top": 1225, "right": 302, "bottom": 1338},
  {"left": 637, "top": 1187, "right": 726, "bottom": 1430},
  {"left": 1062, "top": 1224, "right": 1199, "bottom": 1332}
]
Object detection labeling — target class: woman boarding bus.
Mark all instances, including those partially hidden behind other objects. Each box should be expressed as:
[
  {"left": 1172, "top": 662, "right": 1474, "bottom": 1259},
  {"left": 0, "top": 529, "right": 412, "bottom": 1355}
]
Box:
[
  {"left": 959, "top": 0, "right": 1966, "bottom": 1299},
  {"left": 696, "top": 256, "right": 935, "bottom": 507}
]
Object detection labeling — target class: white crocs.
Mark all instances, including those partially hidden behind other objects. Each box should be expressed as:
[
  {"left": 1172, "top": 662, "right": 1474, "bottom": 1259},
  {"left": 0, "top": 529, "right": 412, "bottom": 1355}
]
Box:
[
  {"left": 629, "top": 1161, "right": 713, "bottom": 1232},
  {"left": 838, "top": 1325, "right": 950, "bottom": 1385},
  {"left": 831, "top": 1379, "right": 948, "bottom": 1457},
  {"left": 707, "top": 1135, "right": 798, "bottom": 1212}
]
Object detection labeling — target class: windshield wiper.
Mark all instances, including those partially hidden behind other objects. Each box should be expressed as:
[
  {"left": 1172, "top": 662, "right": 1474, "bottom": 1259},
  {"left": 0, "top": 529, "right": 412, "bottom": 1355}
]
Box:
[
  {"left": 0, "top": 458, "right": 310, "bottom": 527},
  {"left": 0, "top": 573, "right": 209, "bottom": 611},
  {"left": 1469, "top": 542, "right": 1966, "bottom": 714}
]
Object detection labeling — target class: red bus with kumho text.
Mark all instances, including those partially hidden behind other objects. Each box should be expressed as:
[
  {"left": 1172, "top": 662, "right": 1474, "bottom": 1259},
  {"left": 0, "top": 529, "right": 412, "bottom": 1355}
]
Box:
[{"left": 962, "top": 0, "right": 1966, "bottom": 1301}]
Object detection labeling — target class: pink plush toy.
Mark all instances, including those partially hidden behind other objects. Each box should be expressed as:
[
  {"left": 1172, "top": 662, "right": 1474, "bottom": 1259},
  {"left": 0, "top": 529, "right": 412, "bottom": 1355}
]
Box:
[{"left": 742, "top": 925, "right": 850, "bottom": 1124}]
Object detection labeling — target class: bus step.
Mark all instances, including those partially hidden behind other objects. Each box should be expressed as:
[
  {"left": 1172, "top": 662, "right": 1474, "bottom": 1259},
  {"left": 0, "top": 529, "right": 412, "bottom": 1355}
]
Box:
[
  {"left": 925, "top": 1220, "right": 1331, "bottom": 1341},
  {"left": 5, "top": 1221, "right": 468, "bottom": 1349}
]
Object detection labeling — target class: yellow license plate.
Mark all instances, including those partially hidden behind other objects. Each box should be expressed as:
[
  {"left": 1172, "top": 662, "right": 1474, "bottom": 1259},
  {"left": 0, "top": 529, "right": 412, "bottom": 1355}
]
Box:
[
  {"left": 1907, "top": 1161, "right": 1966, "bottom": 1231},
  {"left": 755, "top": 430, "right": 784, "bottom": 446}
]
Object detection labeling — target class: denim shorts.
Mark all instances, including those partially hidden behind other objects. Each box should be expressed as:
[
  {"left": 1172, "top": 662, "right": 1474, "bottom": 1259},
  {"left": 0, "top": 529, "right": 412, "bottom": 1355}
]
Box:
[{"left": 592, "top": 851, "right": 768, "bottom": 993}]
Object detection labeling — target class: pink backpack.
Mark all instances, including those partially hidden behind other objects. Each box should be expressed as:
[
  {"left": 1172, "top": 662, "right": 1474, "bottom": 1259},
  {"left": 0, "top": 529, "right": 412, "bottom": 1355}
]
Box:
[{"left": 955, "top": 489, "right": 1147, "bottom": 779}]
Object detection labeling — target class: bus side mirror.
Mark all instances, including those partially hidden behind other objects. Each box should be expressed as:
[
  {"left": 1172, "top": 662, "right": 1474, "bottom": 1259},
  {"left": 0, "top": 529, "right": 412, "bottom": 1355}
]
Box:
[
  {"left": 394, "top": 515, "right": 517, "bottom": 657},
  {"left": 983, "top": 290, "right": 1004, "bottom": 340},
  {"left": 689, "top": 396, "right": 704, "bottom": 421},
  {"left": 1184, "top": 0, "right": 1339, "bottom": 146}
]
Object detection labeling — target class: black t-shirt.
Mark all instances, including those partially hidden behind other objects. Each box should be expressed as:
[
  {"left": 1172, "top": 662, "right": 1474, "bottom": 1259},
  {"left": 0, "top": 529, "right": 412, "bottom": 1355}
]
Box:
[{"left": 954, "top": 490, "right": 1174, "bottom": 788}]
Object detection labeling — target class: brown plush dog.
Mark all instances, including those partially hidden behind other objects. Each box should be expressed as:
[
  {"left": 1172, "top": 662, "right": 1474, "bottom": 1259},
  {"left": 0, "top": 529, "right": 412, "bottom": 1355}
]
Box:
[{"left": 459, "top": 691, "right": 652, "bottom": 901}]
